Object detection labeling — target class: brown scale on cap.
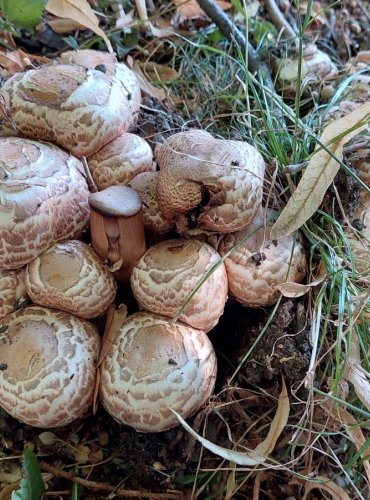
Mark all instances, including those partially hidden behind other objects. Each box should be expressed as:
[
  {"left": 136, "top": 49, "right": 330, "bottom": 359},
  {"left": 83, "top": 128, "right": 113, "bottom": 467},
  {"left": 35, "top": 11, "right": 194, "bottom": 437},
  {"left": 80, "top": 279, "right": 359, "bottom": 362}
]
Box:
[
  {"left": 25, "top": 240, "right": 117, "bottom": 319},
  {"left": 131, "top": 238, "right": 228, "bottom": 332},
  {"left": 155, "top": 130, "right": 265, "bottom": 233},
  {"left": 0, "top": 268, "right": 28, "bottom": 320},
  {"left": 0, "top": 137, "right": 90, "bottom": 269},
  {"left": 218, "top": 212, "right": 307, "bottom": 307},
  {"left": 129, "top": 171, "right": 175, "bottom": 234},
  {"left": 88, "top": 133, "right": 155, "bottom": 190},
  {"left": 0, "top": 64, "right": 132, "bottom": 158},
  {"left": 99, "top": 312, "right": 217, "bottom": 432},
  {"left": 0, "top": 306, "right": 100, "bottom": 428}
]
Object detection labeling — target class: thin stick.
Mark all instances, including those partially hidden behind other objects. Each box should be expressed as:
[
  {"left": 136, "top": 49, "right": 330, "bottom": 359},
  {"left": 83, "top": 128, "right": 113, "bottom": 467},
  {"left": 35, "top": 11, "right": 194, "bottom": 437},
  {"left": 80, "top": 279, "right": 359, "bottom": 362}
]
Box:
[
  {"left": 40, "top": 462, "right": 183, "bottom": 499},
  {"left": 265, "top": 0, "right": 298, "bottom": 43}
]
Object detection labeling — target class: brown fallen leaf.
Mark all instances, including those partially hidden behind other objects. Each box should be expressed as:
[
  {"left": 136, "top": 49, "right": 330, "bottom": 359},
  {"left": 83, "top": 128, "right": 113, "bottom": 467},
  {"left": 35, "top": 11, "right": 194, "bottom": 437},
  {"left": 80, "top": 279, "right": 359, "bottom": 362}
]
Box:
[
  {"left": 138, "top": 61, "right": 180, "bottom": 82},
  {"left": 47, "top": 17, "right": 87, "bottom": 33},
  {"left": 277, "top": 260, "right": 327, "bottom": 298},
  {"left": 0, "top": 50, "right": 49, "bottom": 75},
  {"left": 291, "top": 475, "right": 351, "bottom": 500},
  {"left": 271, "top": 102, "right": 370, "bottom": 240},
  {"left": 172, "top": 0, "right": 231, "bottom": 25},
  {"left": 45, "top": 0, "right": 113, "bottom": 52},
  {"left": 127, "top": 57, "right": 167, "bottom": 101},
  {"left": 173, "top": 379, "right": 289, "bottom": 465}
]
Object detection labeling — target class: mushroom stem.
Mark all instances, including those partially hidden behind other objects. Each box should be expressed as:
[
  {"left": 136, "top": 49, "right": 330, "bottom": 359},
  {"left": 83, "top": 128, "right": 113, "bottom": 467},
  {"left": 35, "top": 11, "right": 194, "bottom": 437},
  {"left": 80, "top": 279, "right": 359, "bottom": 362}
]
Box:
[{"left": 89, "top": 186, "right": 146, "bottom": 284}]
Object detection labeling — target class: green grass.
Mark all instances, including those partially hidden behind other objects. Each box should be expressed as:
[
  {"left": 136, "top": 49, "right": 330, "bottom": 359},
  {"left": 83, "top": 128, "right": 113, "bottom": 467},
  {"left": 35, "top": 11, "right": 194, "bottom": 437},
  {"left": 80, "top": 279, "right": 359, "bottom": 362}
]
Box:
[{"left": 145, "top": 3, "right": 370, "bottom": 498}]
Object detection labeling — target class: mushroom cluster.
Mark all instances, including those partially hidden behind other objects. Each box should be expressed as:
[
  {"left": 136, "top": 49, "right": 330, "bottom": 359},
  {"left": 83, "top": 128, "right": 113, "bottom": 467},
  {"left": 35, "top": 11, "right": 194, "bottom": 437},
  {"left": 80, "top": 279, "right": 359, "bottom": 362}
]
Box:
[{"left": 0, "top": 49, "right": 307, "bottom": 433}]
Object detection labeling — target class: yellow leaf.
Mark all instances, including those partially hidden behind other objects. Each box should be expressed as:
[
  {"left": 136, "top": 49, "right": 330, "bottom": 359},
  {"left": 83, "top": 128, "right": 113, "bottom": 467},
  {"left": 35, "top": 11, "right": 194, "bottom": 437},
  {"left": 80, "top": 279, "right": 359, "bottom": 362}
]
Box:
[
  {"left": 271, "top": 103, "right": 370, "bottom": 239},
  {"left": 45, "top": 0, "right": 112, "bottom": 52},
  {"left": 172, "top": 379, "right": 289, "bottom": 465}
]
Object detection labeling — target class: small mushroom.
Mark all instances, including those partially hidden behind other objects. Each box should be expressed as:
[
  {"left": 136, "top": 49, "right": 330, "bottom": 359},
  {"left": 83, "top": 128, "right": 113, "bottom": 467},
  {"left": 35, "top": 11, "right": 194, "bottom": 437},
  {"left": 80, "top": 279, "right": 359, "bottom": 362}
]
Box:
[
  {"left": 155, "top": 130, "right": 265, "bottom": 233},
  {"left": 25, "top": 240, "right": 117, "bottom": 319},
  {"left": 129, "top": 171, "right": 175, "bottom": 234},
  {"left": 218, "top": 212, "right": 307, "bottom": 307},
  {"left": 0, "top": 267, "right": 27, "bottom": 320},
  {"left": 0, "top": 306, "right": 100, "bottom": 428},
  {"left": 99, "top": 312, "right": 217, "bottom": 432},
  {"left": 277, "top": 44, "right": 337, "bottom": 96},
  {"left": 131, "top": 238, "right": 228, "bottom": 331},
  {"left": 59, "top": 49, "right": 141, "bottom": 121},
  {"left": 88, "top": 133, "right": 155, "bottom": 190},
  {"left": 0, "top": 137, "right": 90, "bottom": 269},
  {"left": 0, "top": 64, "right": 132, "bottom": 158}
]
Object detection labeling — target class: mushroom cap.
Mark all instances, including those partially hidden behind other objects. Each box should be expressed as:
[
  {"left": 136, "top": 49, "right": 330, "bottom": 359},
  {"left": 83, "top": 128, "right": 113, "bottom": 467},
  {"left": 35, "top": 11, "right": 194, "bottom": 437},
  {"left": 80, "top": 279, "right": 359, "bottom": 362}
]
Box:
[
  {"left": 59, "top": 49, "right": 141, "bottom": 119},
  {"left": 0, "top": 137, "right": 90, "bottom": 269},
  {"left": 218, "top": 213, "right": 307, "bottom": 307},
  {"left": 88, "top": 133, "right": 155, "bottom": 190},
  {"left": 0, "top": 267, "right": 27, "bottom": 320},
  {"left": 129, "top": 171, "right": 175, "bottom": 234},
  {"left": 131, "top": 238, "right": 228, "bottom": 331},
  {"left": 277, "top": 44, "right": 337, "bottom": 90},
  {"left": 25, "top": 240, "right": 117, "bottom": 319},
  {"left": 155, "top": 130, "right": 265, "bottom": 233},
  {"left": 99, "top": 312, "right": 217, "bottom": 432},
  {"left": 0, "top": 306, "right": 100, "bottom": 428},
  {"left": 0, "top": 64, "right": 132, "bottom": 158}
]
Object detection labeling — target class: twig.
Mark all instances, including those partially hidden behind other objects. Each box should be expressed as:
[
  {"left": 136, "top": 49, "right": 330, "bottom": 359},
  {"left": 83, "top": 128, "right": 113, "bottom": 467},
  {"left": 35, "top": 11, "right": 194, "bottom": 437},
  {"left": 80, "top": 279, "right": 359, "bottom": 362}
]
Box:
[
  {"left": 40, "top": 462, "right": 183, "bottom": 499},
  {"left": 196, "top": 0, "right": 275, "bottom": 86},
  {"left": 285, "top": 140, "right": 370, "bottom": 174},
  {"left": 265, "top": 0, "right": 298, "bottom": 43}
]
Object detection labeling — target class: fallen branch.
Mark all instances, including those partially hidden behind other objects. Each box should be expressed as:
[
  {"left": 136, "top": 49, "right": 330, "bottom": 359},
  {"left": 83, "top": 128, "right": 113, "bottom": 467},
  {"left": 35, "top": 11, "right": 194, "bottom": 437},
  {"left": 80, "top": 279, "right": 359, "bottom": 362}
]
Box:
[
  {"left": 265, "top": 0, "right": 298, "bottom": 43},
  {"left": 196, "top": 0, "right": 276, "bottom": 92},
  {"left": 40, "top": 462, "right": 183, "bottom": 499}
]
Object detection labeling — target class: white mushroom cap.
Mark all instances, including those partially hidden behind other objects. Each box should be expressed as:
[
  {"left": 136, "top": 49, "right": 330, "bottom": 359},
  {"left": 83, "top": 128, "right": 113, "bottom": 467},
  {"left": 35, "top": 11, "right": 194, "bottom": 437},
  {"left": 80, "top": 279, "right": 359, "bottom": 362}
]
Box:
[
  {"left": 0, "top": 267, "right": 27, "bottom": 320},
  {"left": 129, "top": 171, "right": 175, "bottom": 234},
  {"left": 0, "top": 137, "right": 90, "bottom": 269},
  {"left": 88, "top": 133, "right": 155, "bottom": 190},
  {"left": 155, "top": 130, "right": 265, "bottom": 233},
  {"left": 218, "top": 213, "right": 307, "bottom": 307},
  {"left": 59, "top": 49, "right": 141, "bottom": 120},
  {"left": 99, "top": 312, "right": 217, "bottom": 432},
  {"left": 277, "top": 44, "right": 337, "bottom": 93},
  {"left": 0, "top": 306, "right": 100, "bottom": 428},
  {"left": 0, "top": 64, "right": 132, "bottom": 158},
  {"left": 25, "top": 240, "right": 117, "bottom": 319},
  {"left": 131, "top": 238, "right": 228, "bottom": 332}
]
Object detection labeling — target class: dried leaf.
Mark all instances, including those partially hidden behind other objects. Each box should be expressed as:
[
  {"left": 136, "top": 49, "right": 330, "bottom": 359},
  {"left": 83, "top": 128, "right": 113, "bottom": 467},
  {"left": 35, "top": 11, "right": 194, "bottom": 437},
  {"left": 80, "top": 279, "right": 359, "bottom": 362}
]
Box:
[
  {"left": 343, "top": 331, "right": 370, "bottom": 413},
  {"left": 307, "top": 477, "right": 351, "bottom": 500},
  {"left": 271, "top": 103, "right": 370, "bottom": 239},
  {"left": 173, "top": 380, "right": 289, "bottom": 465},
  {"left": 172, "top": 0, "right": 231, "bottom": 24},
  {"left": 138, "top": 62, "right": 180, "bottom": 82},
  {"left": 128, "top": 58, "right": 167, "bottom": 101},
  {"left": 277, "top": 260, "right": 327, "bottom": 297},
  {"left": 45, "top": 0, "right": 112, "bottom": 52},
  {"left": 47, "top": 17, "right": 87, "bottom": 33},
  {"left": 0, "top": 49, "right": 49, "bottom": 75}
]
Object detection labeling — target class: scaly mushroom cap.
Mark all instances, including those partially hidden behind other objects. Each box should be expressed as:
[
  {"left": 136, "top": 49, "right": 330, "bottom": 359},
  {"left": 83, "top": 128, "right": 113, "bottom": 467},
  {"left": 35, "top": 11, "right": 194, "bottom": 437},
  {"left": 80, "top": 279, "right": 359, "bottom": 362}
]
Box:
[
  {"left": 0, "top": 306, "right": 100, "bottom": 428},
  {"left": 155, "top": 130, "right": 265, "bottom": 233},
  {"left": 131, "top": 238, "right": 228, "bottom": 331},
  {"left": 0, "top": 267, "right": 27, "bottom": 320},
  {"left": 25, "top": 240, "right": 117, "bottom": 319},
  {"left": 99, "top": 312, "right": 217, "bottom": 432},
  {"left": 277, "top": 44, "right": 337, "bottom": 94},
  {"left": 218, "top": 213, "right": 307, "bottom": 307},
  {"left": 0, "top": 64, "right": 132, "bottom": 158},
  {"left": 59, "top": 49, "right": 141, "bottom": 120},
  {"left": 129, "top": 171, "right": 175, "bottom": 234},
  {"left": 0, "top": 137, "right": 90, "bottom": 269},
  {"left": 88, "top": 133, "right": 155, "bottom": 190},
  {"left": 348, "top": 192, "right": 370, "bottom": 276}
]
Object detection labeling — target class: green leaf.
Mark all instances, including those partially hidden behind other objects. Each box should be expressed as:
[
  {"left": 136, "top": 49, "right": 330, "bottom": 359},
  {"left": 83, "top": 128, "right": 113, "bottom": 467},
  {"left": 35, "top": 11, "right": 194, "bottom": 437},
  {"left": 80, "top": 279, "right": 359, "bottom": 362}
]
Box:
[
  {"left": 0, "top": 0, "right": 45, "bottom": 29},
  {"left": 12, "top": 448, "right": 46, "bottom": 500}
]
